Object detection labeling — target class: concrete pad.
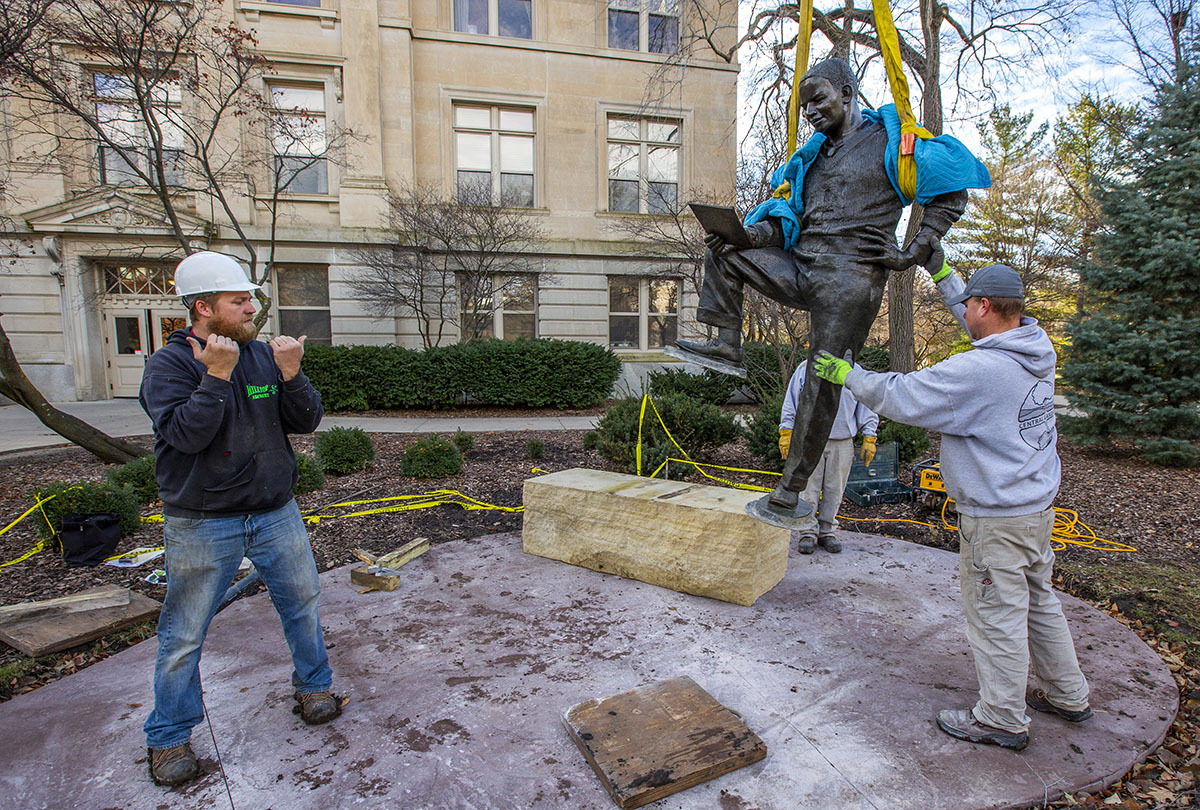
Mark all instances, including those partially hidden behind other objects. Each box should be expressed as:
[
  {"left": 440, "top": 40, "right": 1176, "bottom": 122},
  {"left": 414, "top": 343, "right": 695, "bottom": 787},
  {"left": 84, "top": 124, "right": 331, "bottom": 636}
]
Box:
[{"left": 0, "top": 532, "right": 1177, "bottom": 810}]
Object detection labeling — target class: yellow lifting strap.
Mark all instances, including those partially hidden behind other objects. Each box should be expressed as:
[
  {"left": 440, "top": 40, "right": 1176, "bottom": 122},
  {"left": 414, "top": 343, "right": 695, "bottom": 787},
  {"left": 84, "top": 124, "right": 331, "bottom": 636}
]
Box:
[
  {"left": 780, "top": 0, "right": 933, "bottom": 201},
  {"left": 870, "top": 0, "right": 932, "bottom": 198}
]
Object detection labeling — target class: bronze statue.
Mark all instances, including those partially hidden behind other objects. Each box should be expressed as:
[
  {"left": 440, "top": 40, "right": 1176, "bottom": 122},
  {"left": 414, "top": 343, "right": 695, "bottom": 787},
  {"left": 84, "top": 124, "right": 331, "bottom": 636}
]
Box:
[{"left": 675, "top": 58, "right": 988, "bottom": 527}]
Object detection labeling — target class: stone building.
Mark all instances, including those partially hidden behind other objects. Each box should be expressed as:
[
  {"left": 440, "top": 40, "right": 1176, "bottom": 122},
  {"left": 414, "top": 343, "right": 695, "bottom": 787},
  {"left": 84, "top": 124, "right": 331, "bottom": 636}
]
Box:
[{"left": 0, "top": 0, "right": 738, "bottom": 401}]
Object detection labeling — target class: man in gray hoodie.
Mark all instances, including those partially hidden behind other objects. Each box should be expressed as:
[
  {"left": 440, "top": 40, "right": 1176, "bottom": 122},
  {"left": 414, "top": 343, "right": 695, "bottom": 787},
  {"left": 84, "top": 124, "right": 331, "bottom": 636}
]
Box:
[{"left": 812, "top": 243, "right": 1091, "bottom": 750}]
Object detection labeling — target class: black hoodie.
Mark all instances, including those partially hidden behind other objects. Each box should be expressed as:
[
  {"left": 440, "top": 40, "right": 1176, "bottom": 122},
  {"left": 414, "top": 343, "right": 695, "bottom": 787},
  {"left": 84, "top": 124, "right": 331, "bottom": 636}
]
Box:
[{"left": 139, "top": 328, "right": 324, "bottom": 518}]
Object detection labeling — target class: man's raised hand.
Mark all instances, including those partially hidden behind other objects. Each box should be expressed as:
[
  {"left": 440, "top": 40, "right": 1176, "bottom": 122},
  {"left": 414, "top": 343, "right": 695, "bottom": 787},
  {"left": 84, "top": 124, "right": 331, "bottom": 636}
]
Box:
[
  {"left": 186, "top": 334, "right": 240, "bottom": 380},
  {"left": 269, "top": 335, "right": 307, "bottom": 381}
]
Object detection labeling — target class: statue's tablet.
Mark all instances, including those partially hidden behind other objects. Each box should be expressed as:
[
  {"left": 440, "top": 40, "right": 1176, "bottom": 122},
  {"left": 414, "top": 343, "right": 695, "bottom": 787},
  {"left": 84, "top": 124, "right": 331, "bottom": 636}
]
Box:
[{"left": 687, "top": 202, "right": 752, "bottom": 249}]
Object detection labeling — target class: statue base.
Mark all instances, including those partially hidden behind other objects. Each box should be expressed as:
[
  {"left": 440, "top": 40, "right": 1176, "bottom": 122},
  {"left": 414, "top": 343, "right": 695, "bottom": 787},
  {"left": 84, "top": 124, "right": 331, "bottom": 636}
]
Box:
[
  {"left": 663, "top": 345, "right": 747, "bottom": 379},
  {"left": 745, "top": 493, "right": 814, "bottom": 529}
]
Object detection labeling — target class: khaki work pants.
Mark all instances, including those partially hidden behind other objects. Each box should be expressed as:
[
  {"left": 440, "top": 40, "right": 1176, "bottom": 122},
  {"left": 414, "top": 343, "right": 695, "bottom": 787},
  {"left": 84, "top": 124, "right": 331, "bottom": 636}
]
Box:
[
  {"left": 793, "top": 438, "right": 855, "bottom": 539},
  {"left": 959, "top": 509, "right": 1090, "bottom": 733}
]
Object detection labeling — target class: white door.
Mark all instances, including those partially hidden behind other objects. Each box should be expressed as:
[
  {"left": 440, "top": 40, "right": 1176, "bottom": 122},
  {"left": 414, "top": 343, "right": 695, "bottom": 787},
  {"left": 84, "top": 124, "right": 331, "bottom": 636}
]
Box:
[
  {"left": 150, "top": 308, "right": 189, "bottom": 352},
  {"left": 104, "top": 309, "right": 149, "bottom": 397}
]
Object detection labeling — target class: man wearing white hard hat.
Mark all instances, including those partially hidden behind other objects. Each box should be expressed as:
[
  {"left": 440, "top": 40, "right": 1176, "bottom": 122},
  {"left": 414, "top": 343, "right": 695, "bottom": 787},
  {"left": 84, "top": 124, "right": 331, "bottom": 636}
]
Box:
[
  {"left": 813, "top": 241, "right": 1090, "bottom": 752},
  {"left": 138, "top": 251, "right": 340, "bottom": 787}
]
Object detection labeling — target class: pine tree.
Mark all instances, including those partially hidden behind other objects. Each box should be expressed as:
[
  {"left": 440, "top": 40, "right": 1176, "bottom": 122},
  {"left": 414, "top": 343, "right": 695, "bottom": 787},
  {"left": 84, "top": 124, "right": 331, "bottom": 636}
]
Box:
[{"left": 1059, "top": 56, "right": 1200, "bottom": 466}]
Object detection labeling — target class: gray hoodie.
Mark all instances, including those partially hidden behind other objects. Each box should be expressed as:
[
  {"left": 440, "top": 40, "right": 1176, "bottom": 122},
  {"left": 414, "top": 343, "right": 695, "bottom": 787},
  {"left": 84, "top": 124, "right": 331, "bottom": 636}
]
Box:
[{"left": 842, "top": 273, "right": 1060, "bottom": 517}]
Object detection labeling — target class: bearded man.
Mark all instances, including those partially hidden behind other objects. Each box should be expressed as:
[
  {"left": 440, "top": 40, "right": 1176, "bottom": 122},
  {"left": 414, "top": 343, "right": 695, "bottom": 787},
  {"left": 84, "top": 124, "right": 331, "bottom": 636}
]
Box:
[{"left": 138, "top": 251, "right": 340, "bottom": 787}]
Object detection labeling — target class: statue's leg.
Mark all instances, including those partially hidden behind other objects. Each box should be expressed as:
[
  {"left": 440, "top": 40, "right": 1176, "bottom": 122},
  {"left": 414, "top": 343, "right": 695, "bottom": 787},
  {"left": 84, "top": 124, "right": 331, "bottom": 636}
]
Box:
[
  {"left": 680, "top": 246, "right": 802, "bottom": 364},
  {"left": 772, "top": 262, "right": 886, "bottom": 507}
]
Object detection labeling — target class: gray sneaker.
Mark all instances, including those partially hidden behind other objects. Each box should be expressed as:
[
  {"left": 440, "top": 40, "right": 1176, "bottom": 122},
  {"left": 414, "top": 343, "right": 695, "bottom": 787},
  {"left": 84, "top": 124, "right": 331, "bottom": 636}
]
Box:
[
  {"left": 148, "top": 742, "right": 199, "bottom": 786},
  {"left": 936, "top": 708, "right": 1028, "bottom": 750},
  {"left": 818, "top": 534, "right": 842, "bottom": 554},
  {"left": 1027, "top": 688, "right": 1093, "bottom": 722},
  {"left": 797, "top": 535, "right": 817, "bottom": 554}
]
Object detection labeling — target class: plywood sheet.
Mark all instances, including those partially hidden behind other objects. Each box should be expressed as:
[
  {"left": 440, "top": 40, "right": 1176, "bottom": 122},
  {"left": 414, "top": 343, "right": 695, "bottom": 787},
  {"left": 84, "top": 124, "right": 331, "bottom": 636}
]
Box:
[{"left": 563, "top": 676, "right": 766, "bottom": 809}]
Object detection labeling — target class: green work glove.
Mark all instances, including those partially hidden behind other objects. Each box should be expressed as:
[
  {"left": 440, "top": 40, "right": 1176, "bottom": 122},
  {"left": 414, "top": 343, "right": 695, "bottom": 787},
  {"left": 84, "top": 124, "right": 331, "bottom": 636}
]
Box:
[{"left": 813, "top": 352, "right": 851, "bottom": 386}]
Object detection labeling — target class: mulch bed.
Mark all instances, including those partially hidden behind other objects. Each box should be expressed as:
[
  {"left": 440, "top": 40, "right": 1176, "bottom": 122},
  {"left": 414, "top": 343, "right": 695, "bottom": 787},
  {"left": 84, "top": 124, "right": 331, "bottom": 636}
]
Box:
[{"left": 0, "top": 425, "right": 1197, "bottom": 807}]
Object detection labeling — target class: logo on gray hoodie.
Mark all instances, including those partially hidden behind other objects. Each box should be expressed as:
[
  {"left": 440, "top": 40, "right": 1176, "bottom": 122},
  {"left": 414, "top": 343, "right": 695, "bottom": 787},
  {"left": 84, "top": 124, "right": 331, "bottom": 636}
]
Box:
[{"left": 1018, "top": 379, "right": 1055, "bottom": 450}]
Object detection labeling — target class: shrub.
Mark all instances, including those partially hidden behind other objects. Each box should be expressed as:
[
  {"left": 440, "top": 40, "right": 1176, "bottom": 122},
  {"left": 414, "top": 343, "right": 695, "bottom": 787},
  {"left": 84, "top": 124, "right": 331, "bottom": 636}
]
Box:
[
  {"left": 453, "top": 429, "right": 475, "bottom": 454},
  {"left": 401, "top": 434, "right": 463, "bottom": 478},
  {"left": 526, "top": 438, "right": 545, "bottom": 459},
  {"left": 594, "top": 393, "right": 741, "bottom": 478},
  {"left": 107, "top": 455, "right": 158, "bottom": 505},
  {"left": 582, "top": 430, "right": 600, "bottom": 451},
  {"left": 35, "top": 480, "right": 141, "bottom": 540},
  {"left": 745, "top": 394, "right": 785, "bottom": 470},
  {"left": 878, "top": 420, "right": 930, "bottom": 463},
  {"left": 647, "top": 367, "right": 738, "bottom": 405},
  {"left": 857, "top": 344, "right": 890, "bottom": 372},
  {"left": 302, "top": 339, "right": 622, "bottom": 412},
  {"left": 293, "top": 452, "right": 325, "bottom": 495},
  {"left": 742, "top": 341, "right": 802, "bottom": 403},
  {"left": 315, "top": 427, "right": 376, "bottom": 475}
]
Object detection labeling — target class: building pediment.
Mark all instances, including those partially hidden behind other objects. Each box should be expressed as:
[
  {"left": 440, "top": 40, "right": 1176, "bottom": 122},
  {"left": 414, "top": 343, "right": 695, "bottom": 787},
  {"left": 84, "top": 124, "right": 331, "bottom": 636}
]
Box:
[{"left": 23, "top": 190, "right": 212, "bottom": 238}]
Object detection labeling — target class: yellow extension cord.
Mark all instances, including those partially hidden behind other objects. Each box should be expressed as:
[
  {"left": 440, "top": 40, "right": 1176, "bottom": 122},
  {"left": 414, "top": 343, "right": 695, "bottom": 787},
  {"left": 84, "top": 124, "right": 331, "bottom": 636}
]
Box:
[{"left": 0, "top": 396, "right": 1134, "bottom": 569}]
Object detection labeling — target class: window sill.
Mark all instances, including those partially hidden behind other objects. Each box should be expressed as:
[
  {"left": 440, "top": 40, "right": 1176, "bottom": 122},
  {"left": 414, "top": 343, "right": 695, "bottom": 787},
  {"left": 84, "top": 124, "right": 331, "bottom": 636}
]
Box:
[
  {"left": 611, "top": 349, "right": 676, "bottom": 362},
  {"left": 237, "top": 1, "right": 338, "bottom": 28},
  {"left": 595, "top": 210, "right": 679, "bottom": 220}
]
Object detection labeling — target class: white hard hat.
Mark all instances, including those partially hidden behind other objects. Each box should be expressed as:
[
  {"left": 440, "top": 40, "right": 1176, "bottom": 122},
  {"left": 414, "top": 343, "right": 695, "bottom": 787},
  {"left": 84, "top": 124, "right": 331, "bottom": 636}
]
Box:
[{"left": 173, "top": 251, "right": 261, "bottom": 299}]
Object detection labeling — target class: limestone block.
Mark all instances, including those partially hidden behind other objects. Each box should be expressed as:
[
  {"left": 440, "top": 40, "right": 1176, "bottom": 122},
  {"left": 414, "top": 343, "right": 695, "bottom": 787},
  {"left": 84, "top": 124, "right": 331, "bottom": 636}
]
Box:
[{"left": 522, "top": 468, "right": 788, "bottom": 606}]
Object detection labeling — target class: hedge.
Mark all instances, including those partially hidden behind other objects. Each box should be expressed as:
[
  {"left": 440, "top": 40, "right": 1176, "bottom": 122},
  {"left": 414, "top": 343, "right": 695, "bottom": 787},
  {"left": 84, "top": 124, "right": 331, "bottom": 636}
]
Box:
[{"left": 301, "top": 339, "right": 622, "bottom": 412}]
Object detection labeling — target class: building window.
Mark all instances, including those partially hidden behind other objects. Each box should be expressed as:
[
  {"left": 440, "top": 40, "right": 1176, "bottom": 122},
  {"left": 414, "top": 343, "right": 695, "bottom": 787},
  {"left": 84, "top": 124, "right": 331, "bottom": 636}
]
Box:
[
  {"left": 454, "top": 104, "right": 535, "bottom": 207},
  {"left": 461, "top": 274, "right": 538, "bottom": 341},
  {"left": 100, "top": 262, "right": 176, "bottom": 296},
  {"left": 608, "top": 277, "right": 679, "bottom": 349},
  {"left": 269, "top": 83, "right": 328, "bottom": 195},
  {"left": 608, "top": 0, "right": 678, "bottom": 53},
  {"left": 94, "top": 73, "right": 185, "bottom": 187},
  {"left": 454, "top": 0, "right": 532, "bottom": 38},
  {"left": 607, "top": 115, "right": 679, "bottom": 214},
  {"left": 276, "top": 264, "right": 332, "bottom": 344}
]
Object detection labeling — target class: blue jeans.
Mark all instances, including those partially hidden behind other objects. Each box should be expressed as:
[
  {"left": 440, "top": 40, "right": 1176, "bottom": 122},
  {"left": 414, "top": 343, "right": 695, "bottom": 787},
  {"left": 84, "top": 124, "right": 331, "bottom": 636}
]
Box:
[{"left": 144, "top": 500, "right": 333, "bottom": 749}]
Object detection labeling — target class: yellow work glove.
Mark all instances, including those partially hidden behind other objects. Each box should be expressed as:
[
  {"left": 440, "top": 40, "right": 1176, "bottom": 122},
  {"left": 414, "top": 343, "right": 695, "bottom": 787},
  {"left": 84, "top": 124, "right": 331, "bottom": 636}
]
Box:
[
  {"left": 778, "top": 428, "right": 792, "bottom": 460},
  {"left": 860, "top": 436, "right": 877, "bottom": 467}
]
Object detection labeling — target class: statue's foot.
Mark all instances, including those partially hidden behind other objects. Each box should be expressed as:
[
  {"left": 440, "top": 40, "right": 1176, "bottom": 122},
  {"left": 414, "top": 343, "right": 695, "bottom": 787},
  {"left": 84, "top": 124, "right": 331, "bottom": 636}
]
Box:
[
  {"left": 674, "top": 337, "right": 743, "bottom": 365},
  {"left": 768, "top": 485, "right": 799, "bottom": 511},
  {"left": 745, "top": 488, "right": 813, "bottom": 529}
]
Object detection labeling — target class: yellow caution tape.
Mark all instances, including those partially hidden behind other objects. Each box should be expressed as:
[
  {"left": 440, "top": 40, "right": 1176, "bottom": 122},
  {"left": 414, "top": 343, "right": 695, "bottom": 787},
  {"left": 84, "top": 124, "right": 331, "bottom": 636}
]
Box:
[{"left": 631, "top": 394, "right": 1132, "bottom": 554}]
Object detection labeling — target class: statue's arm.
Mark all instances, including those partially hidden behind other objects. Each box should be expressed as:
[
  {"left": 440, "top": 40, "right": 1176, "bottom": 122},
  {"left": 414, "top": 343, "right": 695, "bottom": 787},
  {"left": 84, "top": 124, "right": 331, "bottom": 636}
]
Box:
[
  {"left": 705, "top": 218, "right": 783, "bottom": 255},
  {"left": 884, "top": 190, "right": 969, "bottom": 270}
]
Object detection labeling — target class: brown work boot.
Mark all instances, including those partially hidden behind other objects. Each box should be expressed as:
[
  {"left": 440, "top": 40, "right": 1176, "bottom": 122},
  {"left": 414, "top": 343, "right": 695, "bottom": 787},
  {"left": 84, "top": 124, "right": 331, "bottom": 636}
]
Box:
[
  {"left": 294, "top": 690, "right": 342, "bottom": 725},
  {"left": 148, "top": 742, "right": 199, "bottom": 787}
]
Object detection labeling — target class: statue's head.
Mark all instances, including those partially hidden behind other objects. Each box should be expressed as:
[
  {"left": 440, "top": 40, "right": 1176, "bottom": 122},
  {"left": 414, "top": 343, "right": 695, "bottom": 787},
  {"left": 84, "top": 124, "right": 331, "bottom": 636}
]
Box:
[{"left": 798, "top": 58, "right": 859, "bottom": 136}]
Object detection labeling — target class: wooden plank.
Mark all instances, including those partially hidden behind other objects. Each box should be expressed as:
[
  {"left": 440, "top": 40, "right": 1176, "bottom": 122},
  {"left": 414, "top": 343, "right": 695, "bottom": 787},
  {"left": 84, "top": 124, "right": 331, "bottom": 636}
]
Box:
[
  {"left": 349, "top": 538, "right": 430, "bottom": 593},
  {"left": 562, "top": 676, "right": 766, "bottom": 809},
  {"left": 0, "top": 585, "right": 130, "bottom": 624},
  {"left": 0, "top": 587, "right": 160, "bottom": 658}
]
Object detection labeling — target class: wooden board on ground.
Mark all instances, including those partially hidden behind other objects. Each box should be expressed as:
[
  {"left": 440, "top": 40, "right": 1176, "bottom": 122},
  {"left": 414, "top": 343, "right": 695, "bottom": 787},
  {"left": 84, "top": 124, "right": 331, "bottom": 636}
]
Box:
[
  {"left": 350, "top": 537, "right": 430, "bottom": 593},
  {"left": 0, "top": 584, "right": 130, "bottom": 623},
  {"left": 0, "top": 586, "right": 160, "bottom": 657},
  {"left": 562, "top": 676, "right": 766, "bottom": 809}
]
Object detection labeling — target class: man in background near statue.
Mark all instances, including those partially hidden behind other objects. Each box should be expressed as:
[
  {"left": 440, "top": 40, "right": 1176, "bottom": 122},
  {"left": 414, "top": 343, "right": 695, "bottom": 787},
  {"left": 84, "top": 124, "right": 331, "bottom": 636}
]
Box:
[
  {"left": 813, "top": 241, "right": 1091, "bottom": 750},
  {"left": 139, "top": 251, "right": 342, "bottom": 787},
  {"left": 676, "top": 57, "right": 990, "bottom": 526},
  {"left": 779, "top": 361, "right": 878, "bottom": 554}
]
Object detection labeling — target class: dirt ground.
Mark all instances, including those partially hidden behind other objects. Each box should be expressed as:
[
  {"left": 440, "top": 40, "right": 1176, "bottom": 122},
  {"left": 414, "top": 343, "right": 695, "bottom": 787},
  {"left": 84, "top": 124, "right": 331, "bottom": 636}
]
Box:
[{"left": 0, "top": 424, "right": 1197, "bottom": 807}]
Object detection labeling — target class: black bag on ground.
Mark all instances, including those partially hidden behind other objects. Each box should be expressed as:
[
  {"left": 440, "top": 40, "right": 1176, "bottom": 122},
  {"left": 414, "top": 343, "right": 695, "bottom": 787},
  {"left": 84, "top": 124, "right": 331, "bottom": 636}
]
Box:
[{"left": 57, "top": 513, "right": 121, "bottom": 567}]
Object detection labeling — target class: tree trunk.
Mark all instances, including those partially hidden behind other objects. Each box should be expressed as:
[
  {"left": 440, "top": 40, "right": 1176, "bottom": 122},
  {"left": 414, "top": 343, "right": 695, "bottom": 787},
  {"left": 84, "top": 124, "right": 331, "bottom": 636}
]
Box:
[
  {"left": 888, "top": 0, "right": 945, "bottom": 374},
  {"left": 0, "top": 317, "right": 147, "bottom": 464}
]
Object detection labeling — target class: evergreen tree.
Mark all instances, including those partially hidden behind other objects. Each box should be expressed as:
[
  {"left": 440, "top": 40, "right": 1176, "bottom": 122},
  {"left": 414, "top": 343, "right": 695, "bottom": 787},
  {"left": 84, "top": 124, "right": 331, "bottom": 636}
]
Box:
[
  {"left": 1060, "top": 56, "right": 1200, "bottom": 466},
  {"left": 953, "top": 106, "right": 1076, "bottom": 335}
]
